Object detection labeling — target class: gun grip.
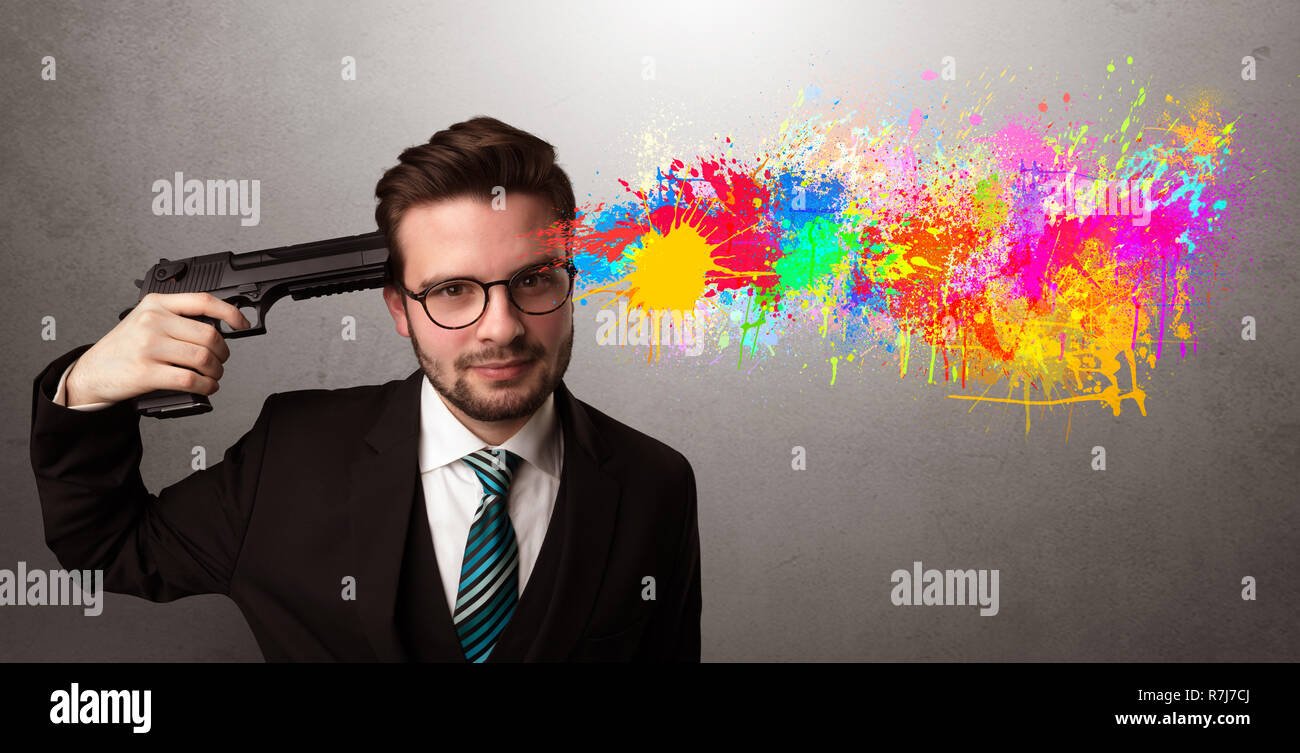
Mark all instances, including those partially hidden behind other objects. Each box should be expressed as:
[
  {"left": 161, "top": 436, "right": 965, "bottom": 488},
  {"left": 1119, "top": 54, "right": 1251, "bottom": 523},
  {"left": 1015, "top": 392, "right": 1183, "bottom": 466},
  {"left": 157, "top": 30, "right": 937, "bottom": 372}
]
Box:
[
  {"left": 131, "top": 313, "right": 222, "bottom": 419},
  {"left": 133, "top": 389, "right": 213, "bottom": 418}
]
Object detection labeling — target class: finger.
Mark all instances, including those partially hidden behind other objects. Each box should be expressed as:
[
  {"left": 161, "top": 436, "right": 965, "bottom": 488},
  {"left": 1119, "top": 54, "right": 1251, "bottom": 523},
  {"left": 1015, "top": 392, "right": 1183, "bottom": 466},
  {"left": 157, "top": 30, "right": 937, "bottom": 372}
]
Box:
[
  {"left": 149, "top": 292, "right": 251, "bottom": 332},
  {"left": 151, "top": 337, "right": 225, "bottom": 381},
  {"left": 162, "top": 314, "right": 232, "bottom": 362},
  {"left": 156, "top": 363, "right": 220, "bottom": 396}
]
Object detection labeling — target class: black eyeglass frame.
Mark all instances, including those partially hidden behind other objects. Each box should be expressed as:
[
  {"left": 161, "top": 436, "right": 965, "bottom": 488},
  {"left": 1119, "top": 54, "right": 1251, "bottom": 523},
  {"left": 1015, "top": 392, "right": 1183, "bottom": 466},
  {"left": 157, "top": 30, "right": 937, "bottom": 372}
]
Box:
[{"left": 396, "top": 257, "right": 579, "bottom": 330}]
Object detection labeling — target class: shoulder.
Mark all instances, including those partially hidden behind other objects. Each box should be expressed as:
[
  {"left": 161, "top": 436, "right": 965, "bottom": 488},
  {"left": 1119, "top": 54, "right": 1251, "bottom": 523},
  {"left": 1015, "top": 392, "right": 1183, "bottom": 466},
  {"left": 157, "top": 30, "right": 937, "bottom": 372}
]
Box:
[
  {"left": 253, "top": 375, "right": 406, "bottom": 434},
  {"left": 565, "top": 392, "right": 699, "bottom": 546},
  {"left": 264, "top": 380, "right": 393, "bottom": 412},
  {"left": 569, "top": 393, "right": 696, "bottom": 490}
]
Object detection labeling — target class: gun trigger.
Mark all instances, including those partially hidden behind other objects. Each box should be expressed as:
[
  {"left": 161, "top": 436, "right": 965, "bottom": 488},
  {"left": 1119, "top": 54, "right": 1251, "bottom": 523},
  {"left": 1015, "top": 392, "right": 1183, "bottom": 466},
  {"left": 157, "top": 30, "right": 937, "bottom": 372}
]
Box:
[{"left": 133, "top": 279, "right": 143, "bottom": 289}]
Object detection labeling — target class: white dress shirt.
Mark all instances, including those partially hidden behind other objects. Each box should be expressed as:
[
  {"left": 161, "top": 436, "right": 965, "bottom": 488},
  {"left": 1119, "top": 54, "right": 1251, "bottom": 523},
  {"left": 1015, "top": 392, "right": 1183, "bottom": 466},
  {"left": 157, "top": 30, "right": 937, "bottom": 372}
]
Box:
[
  {"left": 51, "top": 357, "right": 565, "bottom": 615},
  {"left": 53, "top": 359, "right": 112, "bottom": 411},
  {"left": 418, "top": 375, "right": 563, "bottom": 614}
]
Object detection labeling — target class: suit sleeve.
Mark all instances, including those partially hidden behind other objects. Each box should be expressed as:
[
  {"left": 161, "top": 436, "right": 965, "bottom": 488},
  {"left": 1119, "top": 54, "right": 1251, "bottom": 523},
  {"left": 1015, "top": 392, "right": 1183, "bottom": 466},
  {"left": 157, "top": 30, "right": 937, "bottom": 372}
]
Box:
[
  {"left": 29, "top": 343, "right": 277, "bottom": 601},
  {"left": 651, "top": 455, "right": 702, "bottom": 662}
]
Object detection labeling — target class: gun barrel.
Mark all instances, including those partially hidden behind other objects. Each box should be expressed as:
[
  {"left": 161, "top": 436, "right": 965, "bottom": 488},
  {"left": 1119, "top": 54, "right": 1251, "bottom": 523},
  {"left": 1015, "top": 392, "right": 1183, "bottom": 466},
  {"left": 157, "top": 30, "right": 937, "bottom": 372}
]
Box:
[
  {"left": 137, "top": 230, "right": 388, "bottom": 298},
  {"left": 233, "top": 230, "right": 388, "bottom": 267}
]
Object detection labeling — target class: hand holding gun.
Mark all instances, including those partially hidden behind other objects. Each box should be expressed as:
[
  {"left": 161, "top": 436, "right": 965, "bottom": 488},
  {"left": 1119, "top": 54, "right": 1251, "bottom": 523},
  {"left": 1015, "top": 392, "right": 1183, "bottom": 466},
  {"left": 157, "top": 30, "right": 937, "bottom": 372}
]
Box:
[{"left": 65, "top": 231, "right": 388, "bottom": 418}]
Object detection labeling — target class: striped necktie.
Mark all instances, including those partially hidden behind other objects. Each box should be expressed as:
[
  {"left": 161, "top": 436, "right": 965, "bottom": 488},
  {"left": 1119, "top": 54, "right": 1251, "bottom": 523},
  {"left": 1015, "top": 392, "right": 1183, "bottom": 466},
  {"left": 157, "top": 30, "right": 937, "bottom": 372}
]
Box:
[{"left": 454, "top": 447, "right": 524, "bottom": 662}]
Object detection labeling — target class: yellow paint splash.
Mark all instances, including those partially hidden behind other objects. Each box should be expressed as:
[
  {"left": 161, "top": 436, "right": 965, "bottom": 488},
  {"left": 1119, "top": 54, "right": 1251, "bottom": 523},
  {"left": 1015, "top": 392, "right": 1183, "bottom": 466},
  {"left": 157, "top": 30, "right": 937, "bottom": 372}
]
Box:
[{"left": 585, "top": 206, "right": 734, "bottom": 361}]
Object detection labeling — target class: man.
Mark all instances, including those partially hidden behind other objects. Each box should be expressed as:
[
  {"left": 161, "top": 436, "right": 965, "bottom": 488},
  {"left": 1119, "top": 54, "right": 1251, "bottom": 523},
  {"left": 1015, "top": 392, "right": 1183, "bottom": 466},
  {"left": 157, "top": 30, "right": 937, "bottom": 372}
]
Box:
[{"left": 28, "top": 116, "right": 702, "bottom": 662}]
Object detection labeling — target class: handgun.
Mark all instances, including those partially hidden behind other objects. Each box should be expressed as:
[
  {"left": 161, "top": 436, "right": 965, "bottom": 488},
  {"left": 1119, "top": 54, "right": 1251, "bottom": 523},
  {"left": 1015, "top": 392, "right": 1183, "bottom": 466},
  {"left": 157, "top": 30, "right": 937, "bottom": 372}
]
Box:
[{"left": 117, "top": 231, "right": 388, "bottom": 418}]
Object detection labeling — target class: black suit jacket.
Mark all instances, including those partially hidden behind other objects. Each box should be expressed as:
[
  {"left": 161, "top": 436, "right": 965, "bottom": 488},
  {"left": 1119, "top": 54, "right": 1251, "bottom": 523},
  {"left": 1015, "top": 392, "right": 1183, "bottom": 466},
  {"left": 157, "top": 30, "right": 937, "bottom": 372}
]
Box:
[{"left": 29, "top": 343, "right": 701, "bottom": 661}]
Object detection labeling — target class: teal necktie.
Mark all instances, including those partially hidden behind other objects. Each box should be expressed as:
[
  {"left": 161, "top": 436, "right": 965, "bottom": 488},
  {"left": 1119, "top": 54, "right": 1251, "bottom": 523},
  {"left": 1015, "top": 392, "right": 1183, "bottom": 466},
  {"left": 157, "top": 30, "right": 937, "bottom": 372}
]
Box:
[{"left": 454, "top": 448, "right": 523, "bottom": 662}]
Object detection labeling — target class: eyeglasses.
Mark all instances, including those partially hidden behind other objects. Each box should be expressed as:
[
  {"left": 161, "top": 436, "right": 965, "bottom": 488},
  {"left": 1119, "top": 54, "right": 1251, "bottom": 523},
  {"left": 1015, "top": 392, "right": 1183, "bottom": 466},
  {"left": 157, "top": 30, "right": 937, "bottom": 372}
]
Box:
[{"left": 397, "top": 258, "right": 578, "bottom": 329}]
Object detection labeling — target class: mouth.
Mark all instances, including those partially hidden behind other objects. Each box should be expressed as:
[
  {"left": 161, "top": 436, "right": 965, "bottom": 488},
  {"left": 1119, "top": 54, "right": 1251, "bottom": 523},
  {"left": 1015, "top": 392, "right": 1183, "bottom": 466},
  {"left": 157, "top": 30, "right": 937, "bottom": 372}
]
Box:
[{"left": 469, "top": 358, "right": 535, "bottom": 381}]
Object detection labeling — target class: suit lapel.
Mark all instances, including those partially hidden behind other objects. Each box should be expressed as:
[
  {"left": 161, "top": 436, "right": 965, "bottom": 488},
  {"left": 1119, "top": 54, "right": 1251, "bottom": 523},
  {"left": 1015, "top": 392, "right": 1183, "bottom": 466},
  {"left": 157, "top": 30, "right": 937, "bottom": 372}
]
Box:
[
  {"left": 513, "top": 379, "right": 622, "bottom": 661},
  {"left": 347, "top": 369, "right": 622, "bottom": 662},
  {"left": 347, "top": 367, "right": 429, "bottom": 661}
]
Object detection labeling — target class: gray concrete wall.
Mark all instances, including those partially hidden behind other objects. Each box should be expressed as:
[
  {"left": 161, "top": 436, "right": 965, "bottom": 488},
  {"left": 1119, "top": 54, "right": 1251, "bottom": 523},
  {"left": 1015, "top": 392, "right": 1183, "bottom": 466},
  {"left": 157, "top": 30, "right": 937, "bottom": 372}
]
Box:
[{"left": 1, "top": 0, "right": 1296, "bottom": 660}]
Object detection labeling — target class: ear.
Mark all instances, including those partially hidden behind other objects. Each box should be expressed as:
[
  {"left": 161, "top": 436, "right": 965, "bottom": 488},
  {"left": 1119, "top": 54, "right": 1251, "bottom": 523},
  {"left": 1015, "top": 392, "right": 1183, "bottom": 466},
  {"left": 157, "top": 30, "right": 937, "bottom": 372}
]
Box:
[{"left": 383, "top": 284, "right": 412, "bottom": 338}]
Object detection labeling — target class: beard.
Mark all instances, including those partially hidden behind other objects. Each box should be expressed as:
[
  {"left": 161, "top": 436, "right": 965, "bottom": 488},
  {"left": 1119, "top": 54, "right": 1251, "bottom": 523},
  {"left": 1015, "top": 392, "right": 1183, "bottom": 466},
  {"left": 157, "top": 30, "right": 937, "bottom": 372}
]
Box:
[{"left": 407, "top": 310, "right": 573, "bottom": 423}]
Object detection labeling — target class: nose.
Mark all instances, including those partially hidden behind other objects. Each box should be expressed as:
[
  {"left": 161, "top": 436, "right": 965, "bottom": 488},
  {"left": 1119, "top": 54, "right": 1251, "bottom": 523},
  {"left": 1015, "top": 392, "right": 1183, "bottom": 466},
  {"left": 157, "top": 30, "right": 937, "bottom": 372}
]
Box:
[{"left": 474, "top": 283, "right": 525, "bottom": 343}]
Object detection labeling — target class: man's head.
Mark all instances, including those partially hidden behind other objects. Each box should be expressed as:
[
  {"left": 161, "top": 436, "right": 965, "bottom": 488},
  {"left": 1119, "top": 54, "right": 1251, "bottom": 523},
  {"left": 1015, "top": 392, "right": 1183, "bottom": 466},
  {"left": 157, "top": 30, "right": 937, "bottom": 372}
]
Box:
[{"left": 376, "top": 117, "right": 576, "bottom": 435}]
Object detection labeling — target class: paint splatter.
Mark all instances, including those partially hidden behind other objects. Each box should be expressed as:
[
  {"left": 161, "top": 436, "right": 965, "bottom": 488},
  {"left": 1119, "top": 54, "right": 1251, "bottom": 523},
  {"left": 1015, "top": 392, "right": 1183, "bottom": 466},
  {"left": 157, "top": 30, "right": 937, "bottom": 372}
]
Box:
[{"left": 532, "top": 61, "right": 1271, "bottom": 435}]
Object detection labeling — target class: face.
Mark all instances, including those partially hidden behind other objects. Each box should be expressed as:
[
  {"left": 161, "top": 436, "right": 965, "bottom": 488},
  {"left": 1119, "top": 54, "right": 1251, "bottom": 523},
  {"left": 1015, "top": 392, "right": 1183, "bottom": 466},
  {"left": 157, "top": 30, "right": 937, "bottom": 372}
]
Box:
[{"left": 382, "top": 193, "right": 574, "bottom": 425}]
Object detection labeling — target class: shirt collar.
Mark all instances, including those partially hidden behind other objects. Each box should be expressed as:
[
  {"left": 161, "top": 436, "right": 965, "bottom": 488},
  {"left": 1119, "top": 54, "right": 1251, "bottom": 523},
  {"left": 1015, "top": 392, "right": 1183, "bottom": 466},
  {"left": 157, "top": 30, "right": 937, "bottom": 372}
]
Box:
[{"left": 417, "top": 374, "right": 561, "bottom": 480}]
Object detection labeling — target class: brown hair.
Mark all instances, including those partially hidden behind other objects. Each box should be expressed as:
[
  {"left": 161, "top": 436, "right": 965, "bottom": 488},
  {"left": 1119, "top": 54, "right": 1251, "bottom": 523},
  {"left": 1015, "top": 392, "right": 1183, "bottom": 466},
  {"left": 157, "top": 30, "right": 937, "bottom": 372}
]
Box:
[{"left": 374, "top": 116, "right": 576, "bottom": 289}]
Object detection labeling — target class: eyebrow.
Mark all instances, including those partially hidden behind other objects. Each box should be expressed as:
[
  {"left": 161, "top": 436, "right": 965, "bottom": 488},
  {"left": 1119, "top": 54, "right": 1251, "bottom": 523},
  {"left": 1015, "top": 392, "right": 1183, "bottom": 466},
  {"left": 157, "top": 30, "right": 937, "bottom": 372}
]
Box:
[{"left": 412, "top": 256, "right": 565, "bottom": 292}]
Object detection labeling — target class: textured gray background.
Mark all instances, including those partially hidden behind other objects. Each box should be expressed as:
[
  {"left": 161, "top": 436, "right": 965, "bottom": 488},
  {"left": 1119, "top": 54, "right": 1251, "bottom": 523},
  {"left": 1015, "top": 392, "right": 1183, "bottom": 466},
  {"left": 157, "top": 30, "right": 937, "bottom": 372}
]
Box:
[{"left": 1, "top": 0, "right": 1296, "bottom": 660}]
